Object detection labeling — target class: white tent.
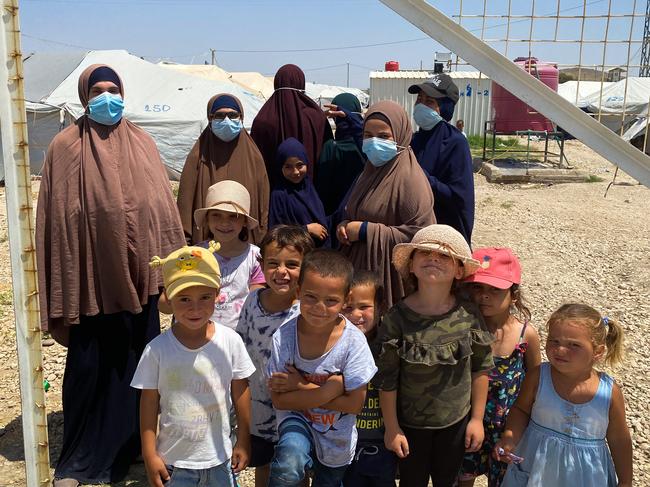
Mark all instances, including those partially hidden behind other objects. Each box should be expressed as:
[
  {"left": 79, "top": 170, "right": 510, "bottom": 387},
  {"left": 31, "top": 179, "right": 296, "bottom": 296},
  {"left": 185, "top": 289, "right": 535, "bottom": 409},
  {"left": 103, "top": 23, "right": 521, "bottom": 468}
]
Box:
[
  {"left": 3, "top": 49, "right": 265, "bottom": 180},
  {"left": 304, "top": 82, "right": 369, "bottom": 108},
  {"left": 557, "top": 80, "right": 613, "bottom": 107},
  {"left": 579, "top": 77, "right": 650, "bottom": 134},
  {"left": 581, "top": 77, "right": 650, "bottom": 115}
]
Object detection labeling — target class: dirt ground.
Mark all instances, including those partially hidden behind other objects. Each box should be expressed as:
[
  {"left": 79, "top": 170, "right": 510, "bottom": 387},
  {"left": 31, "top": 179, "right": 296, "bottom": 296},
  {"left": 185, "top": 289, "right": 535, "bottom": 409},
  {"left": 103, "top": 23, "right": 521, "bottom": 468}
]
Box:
[{"left": 0, "top": 139, "right": 648, "bottom": 486}]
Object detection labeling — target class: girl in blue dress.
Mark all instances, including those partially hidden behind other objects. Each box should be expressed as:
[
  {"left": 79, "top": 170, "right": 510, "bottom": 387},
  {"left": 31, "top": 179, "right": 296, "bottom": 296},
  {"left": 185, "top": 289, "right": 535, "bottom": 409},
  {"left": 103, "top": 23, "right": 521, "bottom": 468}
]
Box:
[{"left": 496, "top": 303, "right": 632, "bottom": 487}]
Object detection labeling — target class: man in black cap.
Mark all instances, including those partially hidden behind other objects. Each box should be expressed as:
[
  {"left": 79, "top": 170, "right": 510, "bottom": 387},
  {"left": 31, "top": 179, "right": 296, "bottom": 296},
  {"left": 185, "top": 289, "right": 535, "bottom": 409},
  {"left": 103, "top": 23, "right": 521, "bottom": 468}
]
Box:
[{"left": 409, "top": 73, "right": 474, "bottom": 245}]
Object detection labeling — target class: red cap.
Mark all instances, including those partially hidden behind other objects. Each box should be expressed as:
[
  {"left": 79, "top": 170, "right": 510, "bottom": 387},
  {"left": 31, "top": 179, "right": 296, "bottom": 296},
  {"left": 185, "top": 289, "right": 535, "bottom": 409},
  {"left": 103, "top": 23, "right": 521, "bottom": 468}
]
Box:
[{"left": 463, "top": 247, "right": 521, "bottom": 289}]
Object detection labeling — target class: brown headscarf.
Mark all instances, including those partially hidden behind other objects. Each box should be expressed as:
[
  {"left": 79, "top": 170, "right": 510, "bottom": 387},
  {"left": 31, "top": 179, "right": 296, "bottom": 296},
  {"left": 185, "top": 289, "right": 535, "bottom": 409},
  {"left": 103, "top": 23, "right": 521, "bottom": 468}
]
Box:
[
  {"left": 342, "top": 100, "right": 436, "bottom": 307},
  {"left": 35, "top": 64, "right": 185, "bottom": 345},
  {"left": 177, "top": 94, "right": 269, "bottom": 244},
  {"left": 250, "top": 64, "right": 333, "bottom": 182}
]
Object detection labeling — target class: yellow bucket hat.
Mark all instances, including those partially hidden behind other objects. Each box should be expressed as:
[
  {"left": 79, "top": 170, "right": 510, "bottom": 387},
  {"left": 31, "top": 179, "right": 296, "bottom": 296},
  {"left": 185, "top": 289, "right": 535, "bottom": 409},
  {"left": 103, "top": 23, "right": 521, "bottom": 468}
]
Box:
[{"left": 150, "top": 241, "right": 222, "bottom": 300}]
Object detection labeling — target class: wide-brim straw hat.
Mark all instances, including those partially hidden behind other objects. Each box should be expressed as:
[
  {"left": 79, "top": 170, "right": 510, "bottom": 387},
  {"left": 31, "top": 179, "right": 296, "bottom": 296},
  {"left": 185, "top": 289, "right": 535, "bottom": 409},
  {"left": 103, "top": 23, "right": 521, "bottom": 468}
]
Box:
[
  {"left": 392, "top": 224, "right": 480, "bottom": 279},
  {"left": 194, "top": 180, "right": 258, "bottom": 230}
]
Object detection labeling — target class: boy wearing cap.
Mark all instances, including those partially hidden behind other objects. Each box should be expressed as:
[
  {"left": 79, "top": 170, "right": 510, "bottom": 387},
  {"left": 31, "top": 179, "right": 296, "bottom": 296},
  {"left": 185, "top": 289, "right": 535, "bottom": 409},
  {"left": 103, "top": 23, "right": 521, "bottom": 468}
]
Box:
[
  {"left": 131, "top": 242, "right": 255, "bottom": 487},
  {"left": 409, "top": 73, "right": 475, "bottom": 245}
]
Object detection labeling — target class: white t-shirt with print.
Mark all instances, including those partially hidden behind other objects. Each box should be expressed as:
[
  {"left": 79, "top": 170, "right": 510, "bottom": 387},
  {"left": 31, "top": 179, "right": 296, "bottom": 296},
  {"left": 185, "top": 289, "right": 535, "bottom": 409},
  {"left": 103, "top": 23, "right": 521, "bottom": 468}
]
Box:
[
  {"left": 236, "top": 289, "right": 300, "bottom": 441},
  {"left": 131, "top": 325, "right": 255, "bottom": 469},
  {"left": 198, "top": 242, "right": 266, "bottom": 330},
  {"left": 267, "top": 317, "right": 377, "bottom": 467}
]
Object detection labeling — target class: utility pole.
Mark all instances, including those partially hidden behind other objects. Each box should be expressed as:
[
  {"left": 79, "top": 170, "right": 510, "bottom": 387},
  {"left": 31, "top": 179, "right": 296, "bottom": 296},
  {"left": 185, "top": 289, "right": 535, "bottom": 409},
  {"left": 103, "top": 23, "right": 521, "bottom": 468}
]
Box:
[
  {"left": 640, "top": 0, "right": 650, "bottom": 76},
  {"left": 346, "top": 62, "right": 350, "bottom": 87},
  {"left": 210, "top": 48, "right": 216, "bottom": 66}
]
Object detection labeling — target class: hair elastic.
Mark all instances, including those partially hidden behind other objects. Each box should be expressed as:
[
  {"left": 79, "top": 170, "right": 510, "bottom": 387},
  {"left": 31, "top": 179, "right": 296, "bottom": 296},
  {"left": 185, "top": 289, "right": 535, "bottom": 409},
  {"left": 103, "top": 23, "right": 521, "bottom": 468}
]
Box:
[{"left": 602, "top": 316, "right": 610, "bottom": 328}]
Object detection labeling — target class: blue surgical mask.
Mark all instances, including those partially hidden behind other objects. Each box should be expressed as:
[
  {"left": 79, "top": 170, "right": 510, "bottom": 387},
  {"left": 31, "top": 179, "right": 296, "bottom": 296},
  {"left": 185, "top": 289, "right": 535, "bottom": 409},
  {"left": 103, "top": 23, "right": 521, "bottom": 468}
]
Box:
[
  {"left": 362, "top": 137, "right": 399, "bottom": 167},
  {"left": 211, "top": 117, "right": 243, "bottom": 142},
  {"left": 413, "top": 103, "right": 443, "bottom": 131},
  {"left": 87, "top": 92, "right": 124, "bottom": 126}
]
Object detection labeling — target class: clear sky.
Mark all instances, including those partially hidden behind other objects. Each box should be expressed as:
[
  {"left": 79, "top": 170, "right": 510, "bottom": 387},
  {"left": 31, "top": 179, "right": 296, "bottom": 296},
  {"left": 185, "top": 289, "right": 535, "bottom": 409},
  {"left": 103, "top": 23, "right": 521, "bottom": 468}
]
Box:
[{"left": 18, "top": 0, "right": 647, "bottom": 89}]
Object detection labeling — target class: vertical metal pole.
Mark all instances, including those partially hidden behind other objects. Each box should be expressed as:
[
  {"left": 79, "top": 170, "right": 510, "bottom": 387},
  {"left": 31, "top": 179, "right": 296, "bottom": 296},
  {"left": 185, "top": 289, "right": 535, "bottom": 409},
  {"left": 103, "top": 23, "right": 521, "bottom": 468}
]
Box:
[
  {"left": 210, "top": 48, "right": 216, "bottom": 65},
  {"left": 0, "top": 1, "right": 51, "bottom": 486},
  {"left": 347, "top": 62, "right": 350, "bottom": 87}
]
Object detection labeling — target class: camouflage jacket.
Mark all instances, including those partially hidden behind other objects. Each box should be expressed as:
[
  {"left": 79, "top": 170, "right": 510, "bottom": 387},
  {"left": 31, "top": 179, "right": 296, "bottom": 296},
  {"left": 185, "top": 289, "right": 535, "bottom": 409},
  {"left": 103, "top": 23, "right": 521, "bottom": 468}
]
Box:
[{"left": 372, "top": 299, "right": 494, "bottom": 429}]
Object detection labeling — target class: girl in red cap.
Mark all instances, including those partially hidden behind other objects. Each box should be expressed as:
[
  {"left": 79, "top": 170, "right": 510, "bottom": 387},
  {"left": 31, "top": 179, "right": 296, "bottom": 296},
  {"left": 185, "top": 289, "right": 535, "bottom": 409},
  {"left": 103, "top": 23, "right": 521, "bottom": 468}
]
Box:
[{"left": 457, "top": 247, "right": 541, "bottom": 487}]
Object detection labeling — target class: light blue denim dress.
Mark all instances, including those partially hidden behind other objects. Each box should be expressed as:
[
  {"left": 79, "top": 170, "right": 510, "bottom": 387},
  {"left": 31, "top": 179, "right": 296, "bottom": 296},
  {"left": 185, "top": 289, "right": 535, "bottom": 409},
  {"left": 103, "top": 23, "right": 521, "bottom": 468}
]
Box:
[{"left": 502, "top": 362, "right": 617, "bottom": 486}]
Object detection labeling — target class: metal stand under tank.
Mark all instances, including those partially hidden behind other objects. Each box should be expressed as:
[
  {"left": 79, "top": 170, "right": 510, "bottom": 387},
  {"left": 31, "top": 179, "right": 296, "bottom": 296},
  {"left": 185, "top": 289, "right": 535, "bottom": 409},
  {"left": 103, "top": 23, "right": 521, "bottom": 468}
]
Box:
[{"left": 482, "top": 120, "right": 567, "bottom": 168}]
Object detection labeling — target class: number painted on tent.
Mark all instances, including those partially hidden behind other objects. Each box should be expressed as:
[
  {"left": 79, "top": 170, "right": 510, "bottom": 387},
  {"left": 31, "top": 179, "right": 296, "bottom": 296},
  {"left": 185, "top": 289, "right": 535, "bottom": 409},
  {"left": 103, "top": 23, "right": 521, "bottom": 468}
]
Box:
[{"left": 144, "top": 104, "right": 171, "bottom": 112}]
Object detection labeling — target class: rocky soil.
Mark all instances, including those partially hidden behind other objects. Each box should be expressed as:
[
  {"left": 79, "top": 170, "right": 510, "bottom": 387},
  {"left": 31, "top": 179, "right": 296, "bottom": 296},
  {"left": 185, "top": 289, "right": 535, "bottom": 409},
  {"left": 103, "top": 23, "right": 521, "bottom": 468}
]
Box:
[{"left": 0, "top": 139, "right": 648, "bottom": 486}]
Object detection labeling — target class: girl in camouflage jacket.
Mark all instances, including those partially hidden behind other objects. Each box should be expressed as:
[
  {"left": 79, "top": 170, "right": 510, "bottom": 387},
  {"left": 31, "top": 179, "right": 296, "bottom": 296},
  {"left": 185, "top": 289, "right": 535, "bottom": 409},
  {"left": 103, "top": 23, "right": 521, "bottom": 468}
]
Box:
[{"left": 373, "top": 225, "right": 494, "bottom": 487}]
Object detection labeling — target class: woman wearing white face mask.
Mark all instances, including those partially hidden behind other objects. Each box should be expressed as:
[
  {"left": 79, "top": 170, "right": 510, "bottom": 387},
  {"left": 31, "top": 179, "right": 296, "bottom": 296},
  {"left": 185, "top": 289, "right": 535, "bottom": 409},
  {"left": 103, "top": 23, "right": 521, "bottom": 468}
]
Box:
[
  {"left": 336, "top": 100, "right": 436, "bottom": 307},
  {"left": 178, "top": 93, "right": 270, "bottom": 244}
]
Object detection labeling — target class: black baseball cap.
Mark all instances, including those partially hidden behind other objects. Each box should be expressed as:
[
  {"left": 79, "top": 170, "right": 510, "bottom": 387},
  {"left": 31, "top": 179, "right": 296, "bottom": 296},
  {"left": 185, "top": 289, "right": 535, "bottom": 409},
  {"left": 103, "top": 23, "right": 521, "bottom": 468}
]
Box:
[{"left": 408, "top": 73, "right": 459, "bottom": 104}]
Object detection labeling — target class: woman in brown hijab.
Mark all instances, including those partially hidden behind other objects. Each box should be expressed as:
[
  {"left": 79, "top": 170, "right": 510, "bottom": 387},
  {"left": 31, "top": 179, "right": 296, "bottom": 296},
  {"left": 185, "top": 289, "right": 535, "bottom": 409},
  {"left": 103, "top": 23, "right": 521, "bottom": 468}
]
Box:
[
  {"left": 250, "top": 64, "right": 333, "bottom": 182},
  {"left": 337, "top": 100, "right": 436, "bottom": 307},
  {"left": 36, "top": 64, "right": 185, "bottom": 486},
  {"left": 178, "top": 93, "right": 269, "bottom": 244}
]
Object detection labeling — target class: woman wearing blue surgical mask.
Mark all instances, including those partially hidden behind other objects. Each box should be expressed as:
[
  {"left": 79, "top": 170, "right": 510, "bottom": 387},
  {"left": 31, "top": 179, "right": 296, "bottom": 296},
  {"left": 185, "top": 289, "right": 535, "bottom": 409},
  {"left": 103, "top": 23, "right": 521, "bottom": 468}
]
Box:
[
  {"left": 36, "top": 64, "right": 185, "bottom": 487},
  {"left": 178, "top": 93, "right": 270, "bottom": 245},
  {"left": 336, "top": 100, "right": 436, "bottom": 307}
]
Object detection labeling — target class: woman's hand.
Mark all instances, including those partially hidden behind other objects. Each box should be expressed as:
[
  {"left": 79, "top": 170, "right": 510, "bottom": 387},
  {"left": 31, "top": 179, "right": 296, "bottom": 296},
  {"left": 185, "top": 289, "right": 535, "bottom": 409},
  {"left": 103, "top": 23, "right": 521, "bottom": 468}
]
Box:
[
  {"left": 336, "top": 221, "right": 363, "bottom": 245},
  {"left": 324, "top": 104, "right": 346, "bottom": 119},
  {"left": 307, "top": 223, "right": 328, "bottom": 241},
  {"left": 336, "top": 220, "right": 350, "bottom": 245}
]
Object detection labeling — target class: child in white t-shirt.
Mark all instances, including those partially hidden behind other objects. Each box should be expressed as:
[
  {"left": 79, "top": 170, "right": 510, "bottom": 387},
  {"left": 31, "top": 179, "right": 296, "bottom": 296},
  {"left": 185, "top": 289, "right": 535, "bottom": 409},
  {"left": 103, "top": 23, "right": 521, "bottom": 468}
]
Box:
[
  {"left": 236, "top": 225, "right": 314, "bottom": 486},
  {"left": 194, "top": 180, "right": 266, "bottom": 329},
  {"left": 131, "top": 241, "right": 255, "bottom": 487}
]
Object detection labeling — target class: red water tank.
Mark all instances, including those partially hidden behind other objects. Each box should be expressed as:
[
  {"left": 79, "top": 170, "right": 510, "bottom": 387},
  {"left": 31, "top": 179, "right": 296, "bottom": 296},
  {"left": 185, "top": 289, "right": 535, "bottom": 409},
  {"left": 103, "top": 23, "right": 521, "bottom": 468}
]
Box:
[
  {"left": 385, "top": 61, "right": 400, "bottom": 72},
  {"left": 491, "top": 57, "right": 558, "bottom": 132}
]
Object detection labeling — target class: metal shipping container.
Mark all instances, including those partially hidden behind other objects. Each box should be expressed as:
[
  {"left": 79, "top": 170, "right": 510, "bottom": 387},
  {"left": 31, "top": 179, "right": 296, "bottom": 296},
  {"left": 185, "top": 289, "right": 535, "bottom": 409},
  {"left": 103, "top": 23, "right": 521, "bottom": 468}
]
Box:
[{"left": 369, "top": 70, "right": 492, "bottom": 137}]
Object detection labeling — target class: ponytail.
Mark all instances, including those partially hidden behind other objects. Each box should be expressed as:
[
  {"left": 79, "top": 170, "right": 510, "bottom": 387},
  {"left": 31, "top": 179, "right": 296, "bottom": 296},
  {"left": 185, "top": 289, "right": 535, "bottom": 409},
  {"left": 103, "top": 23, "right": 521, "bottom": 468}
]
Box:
[{"left": 602, "top": 316, "right": 625, "bottom": 367}]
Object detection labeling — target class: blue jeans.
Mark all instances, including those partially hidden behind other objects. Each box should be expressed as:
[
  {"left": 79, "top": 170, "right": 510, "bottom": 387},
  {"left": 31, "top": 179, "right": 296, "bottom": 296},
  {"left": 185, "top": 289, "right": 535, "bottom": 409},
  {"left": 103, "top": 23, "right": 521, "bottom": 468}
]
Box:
[
  {"left": 268, "top": 418, "right": 349, "bottom": 487},
  {"left": 165, "top": 460, "right": 236, "bottom": 487}
]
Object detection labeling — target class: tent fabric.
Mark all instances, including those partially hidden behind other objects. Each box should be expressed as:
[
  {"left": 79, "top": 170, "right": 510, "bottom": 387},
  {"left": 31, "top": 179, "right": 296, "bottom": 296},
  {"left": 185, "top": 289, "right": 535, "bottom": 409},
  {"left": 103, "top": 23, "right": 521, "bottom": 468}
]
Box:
[
  {"left": 11, "top": 50, "right": 266, "bottom": 179},
  {"left": 304, "top": 82, "right": 369, "bottom": 108},
  {"left": 557, "top": 80, "right": 613, "bottom": 108},
  {"left": 580, "top": 77, "right": 650, "bottom": 115}
]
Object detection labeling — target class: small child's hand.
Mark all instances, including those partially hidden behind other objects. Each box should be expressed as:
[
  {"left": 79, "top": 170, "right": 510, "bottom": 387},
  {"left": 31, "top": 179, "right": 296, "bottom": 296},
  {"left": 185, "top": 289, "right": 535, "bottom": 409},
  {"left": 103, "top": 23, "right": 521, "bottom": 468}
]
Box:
[
  {"left": 494, "top": 432, "right": 517, "bottom": 463},
  {"left": 231, "top": 440, "right": 250, "bottom": 473},
  {"left": 384, "top": 427, "right": 409, "bottom": 458},
  {"left": 268, "top": 365, "right": 308, "bottom": 393},
  {"left": 267, "top": 372, "right": 290, "bottom": 392},
  {"left": 465, "top": 417, "right": 485, "bottom": 452},
  {"left": 143, "top": 452, "right": 170, "bottom": 487}
]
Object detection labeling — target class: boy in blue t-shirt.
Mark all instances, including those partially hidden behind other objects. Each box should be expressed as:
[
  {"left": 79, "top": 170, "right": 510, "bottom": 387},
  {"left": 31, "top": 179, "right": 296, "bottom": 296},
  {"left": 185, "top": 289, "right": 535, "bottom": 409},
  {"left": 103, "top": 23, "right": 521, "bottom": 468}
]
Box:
[{"left": 266, "top": 249, "right": 377, "bottom": 487}]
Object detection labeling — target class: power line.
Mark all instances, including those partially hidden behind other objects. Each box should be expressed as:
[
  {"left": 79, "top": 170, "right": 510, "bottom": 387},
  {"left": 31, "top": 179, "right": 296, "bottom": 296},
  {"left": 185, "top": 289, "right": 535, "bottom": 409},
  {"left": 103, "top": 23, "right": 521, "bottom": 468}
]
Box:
[{"left": 21, "top": 0, "right": 613, "bottom": 57}]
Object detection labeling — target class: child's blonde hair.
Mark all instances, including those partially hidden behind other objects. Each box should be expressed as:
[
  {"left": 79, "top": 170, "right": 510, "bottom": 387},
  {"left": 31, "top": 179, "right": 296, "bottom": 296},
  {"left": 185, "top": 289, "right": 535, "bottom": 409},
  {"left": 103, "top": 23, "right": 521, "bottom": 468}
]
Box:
[{"left": 547, "top": 303, "right": 624, "bottom": 366}]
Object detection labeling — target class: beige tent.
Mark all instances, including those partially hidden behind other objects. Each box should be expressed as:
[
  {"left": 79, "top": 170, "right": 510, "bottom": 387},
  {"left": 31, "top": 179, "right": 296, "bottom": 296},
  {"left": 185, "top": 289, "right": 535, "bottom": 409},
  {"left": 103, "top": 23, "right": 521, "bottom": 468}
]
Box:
[{"left": 159, "top": 62, "right": 273, "bottom": 100}]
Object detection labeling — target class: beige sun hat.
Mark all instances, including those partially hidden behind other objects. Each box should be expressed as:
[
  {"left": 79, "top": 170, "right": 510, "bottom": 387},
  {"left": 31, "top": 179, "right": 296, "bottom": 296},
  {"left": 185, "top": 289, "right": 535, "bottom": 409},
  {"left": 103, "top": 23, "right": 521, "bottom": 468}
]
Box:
[
  {"left": 193, "top": 180, "right": 259, "bottom": 230},
  {"left": 392, "top": 224, "right": 480, "bottom": 279}
]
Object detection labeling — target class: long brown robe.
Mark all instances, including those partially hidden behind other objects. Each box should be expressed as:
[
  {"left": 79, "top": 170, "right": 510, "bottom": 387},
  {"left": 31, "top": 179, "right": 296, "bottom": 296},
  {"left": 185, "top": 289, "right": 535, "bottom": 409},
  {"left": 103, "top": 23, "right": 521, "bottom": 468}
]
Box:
[
  {"left": 342, "top": 100, "right": 436, "bottom": 307},
  {"left": 35, "top": 64, "right": 185, "bottom": 345},
  {"left": 177, "top": 93, "right": 269, "bottom": 244},
  {"left": 250, "top": 64, "right": 333, "bottom": 182}
]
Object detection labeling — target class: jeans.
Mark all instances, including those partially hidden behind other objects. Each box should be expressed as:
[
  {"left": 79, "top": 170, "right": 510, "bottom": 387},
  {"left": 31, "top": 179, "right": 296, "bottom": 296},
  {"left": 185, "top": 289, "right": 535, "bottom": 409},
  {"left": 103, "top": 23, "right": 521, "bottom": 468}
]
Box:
[
  {"left": 268, "top": 418, "right": 349, "bottom": 487},
  {"left": 165, "top": 460, "right": 236, "bottom": 487}
]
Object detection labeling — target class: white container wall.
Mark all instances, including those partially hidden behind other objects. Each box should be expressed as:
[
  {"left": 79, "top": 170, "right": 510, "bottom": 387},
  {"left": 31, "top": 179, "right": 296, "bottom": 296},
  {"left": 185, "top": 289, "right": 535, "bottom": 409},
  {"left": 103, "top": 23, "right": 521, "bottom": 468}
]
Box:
[{"left": 369, "top": 71, "right": 492, "bottom": 137}]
